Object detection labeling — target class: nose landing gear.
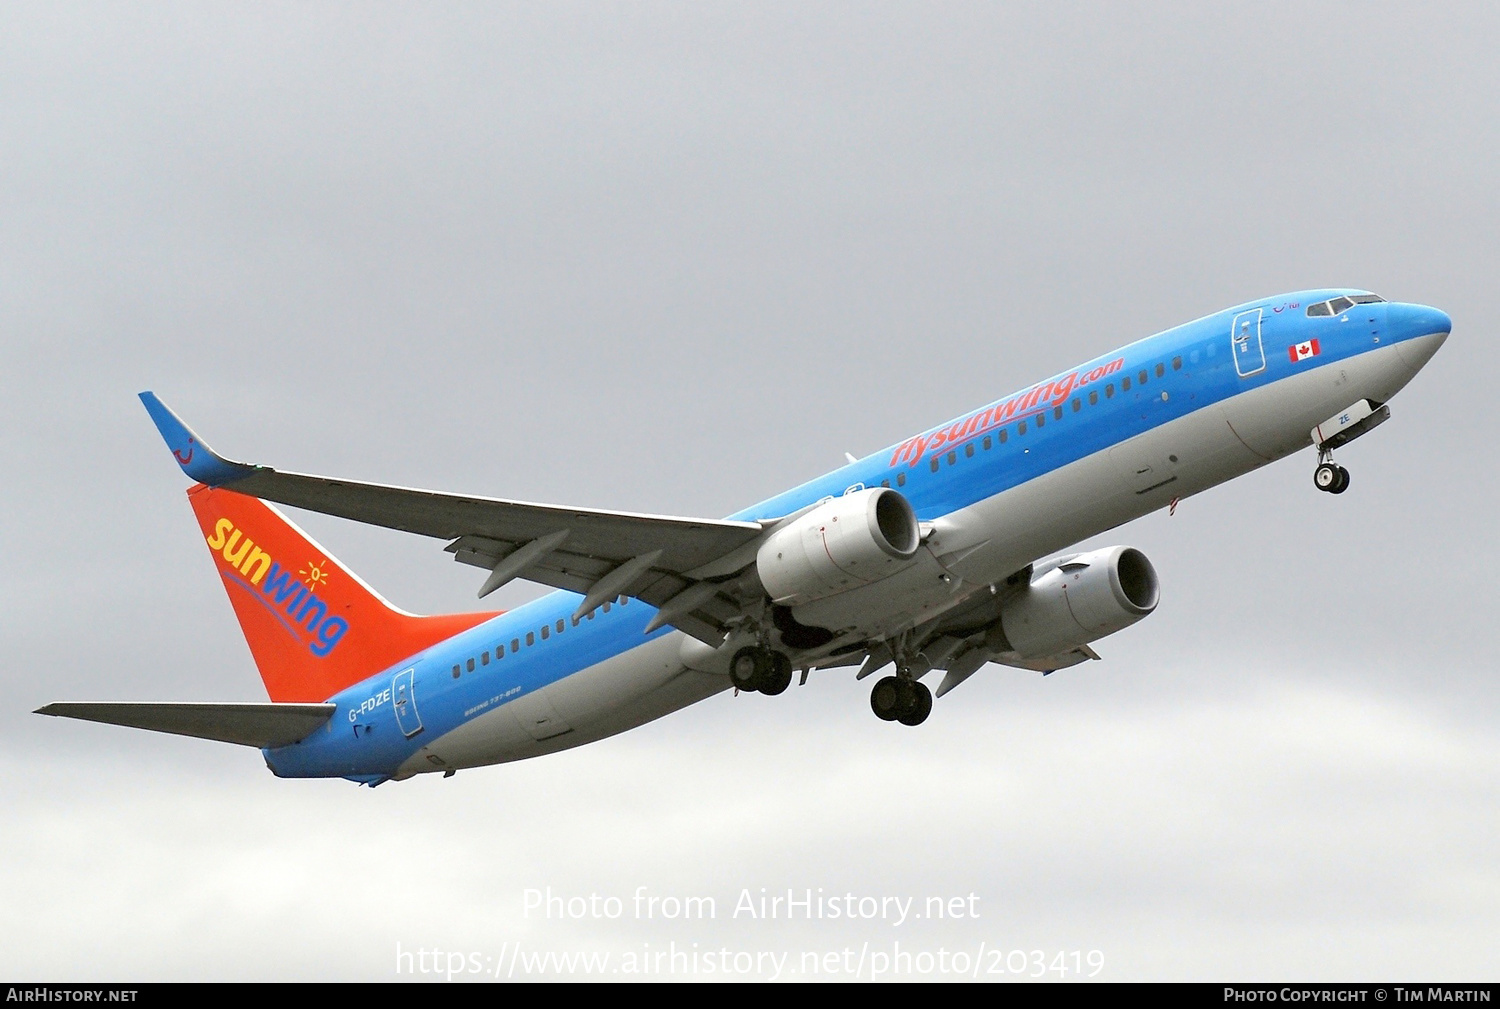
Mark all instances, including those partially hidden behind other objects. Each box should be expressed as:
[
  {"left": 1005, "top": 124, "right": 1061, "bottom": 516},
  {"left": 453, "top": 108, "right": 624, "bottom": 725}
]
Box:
[{"left": 1313, "top": 455, "right": 1350, "bottom": 495}]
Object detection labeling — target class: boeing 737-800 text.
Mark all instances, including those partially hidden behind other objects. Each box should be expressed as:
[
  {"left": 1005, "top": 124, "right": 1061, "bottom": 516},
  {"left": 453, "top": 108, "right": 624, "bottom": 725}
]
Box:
[{"left": 39, "top": 291, "right": 1451, "bottom": 784}]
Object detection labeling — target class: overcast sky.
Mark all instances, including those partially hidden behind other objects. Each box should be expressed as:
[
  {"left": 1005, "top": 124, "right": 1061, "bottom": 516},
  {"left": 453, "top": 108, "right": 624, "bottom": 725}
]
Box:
[{"left": 2, "top": 2, "right": 1495, "bottom": 981}]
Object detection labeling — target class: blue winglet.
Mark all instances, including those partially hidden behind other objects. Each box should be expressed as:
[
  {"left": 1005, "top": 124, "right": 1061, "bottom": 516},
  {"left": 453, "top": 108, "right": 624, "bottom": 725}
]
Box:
[{"left": 139, "top": 392, "right": 258, "bottom": 486}]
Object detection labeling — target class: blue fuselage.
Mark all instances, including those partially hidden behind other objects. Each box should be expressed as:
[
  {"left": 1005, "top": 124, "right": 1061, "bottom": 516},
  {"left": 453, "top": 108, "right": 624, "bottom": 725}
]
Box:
[{"left": 263, "top": 290, "right": 1450, "bottom": 783}]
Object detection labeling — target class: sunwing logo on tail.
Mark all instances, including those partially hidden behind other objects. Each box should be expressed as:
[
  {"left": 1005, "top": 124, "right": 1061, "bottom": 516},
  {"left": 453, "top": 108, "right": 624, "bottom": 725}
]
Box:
[{"left": 206, "top": 518, "right": 349, "bottom": 657}]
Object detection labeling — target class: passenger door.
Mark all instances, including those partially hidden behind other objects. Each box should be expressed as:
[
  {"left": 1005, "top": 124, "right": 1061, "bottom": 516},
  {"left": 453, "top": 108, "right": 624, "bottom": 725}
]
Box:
[
  {"left": 1230, "top": 308, "right": 1266, "bottom": 377},
  {"left": 392, "top": 667, "right": 424, "bottom": 738}
]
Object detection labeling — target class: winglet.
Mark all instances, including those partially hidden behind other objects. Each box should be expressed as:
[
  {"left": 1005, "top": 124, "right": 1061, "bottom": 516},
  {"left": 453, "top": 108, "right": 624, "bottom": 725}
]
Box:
[{"left": 139, "top": 391, "right": 258, "bottom": 486}]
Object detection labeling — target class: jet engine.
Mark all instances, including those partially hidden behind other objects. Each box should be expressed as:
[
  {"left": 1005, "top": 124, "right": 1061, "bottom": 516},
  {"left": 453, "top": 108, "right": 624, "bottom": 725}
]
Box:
[
  {"left": 757, "top": 488, "right": 921, "bottom": 606},
  {"left": 999, "top": 546, "right": 1160, "bottom": 657}
]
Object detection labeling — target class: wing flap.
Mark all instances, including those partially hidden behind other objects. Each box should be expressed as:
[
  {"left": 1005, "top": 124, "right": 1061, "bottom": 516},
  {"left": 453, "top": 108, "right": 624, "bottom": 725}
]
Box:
[
  {"left": 35, "top": 702, "right": 338, "bottom": 748},
  {"left": 990, "top": 645, "right": 1099, "bottom": 673}
]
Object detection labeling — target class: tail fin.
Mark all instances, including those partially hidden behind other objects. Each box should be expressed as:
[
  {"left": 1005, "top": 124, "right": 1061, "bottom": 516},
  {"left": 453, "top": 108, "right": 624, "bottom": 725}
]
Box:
[{"left": 187, "top": 484, "right": 497, "bottom": 702}]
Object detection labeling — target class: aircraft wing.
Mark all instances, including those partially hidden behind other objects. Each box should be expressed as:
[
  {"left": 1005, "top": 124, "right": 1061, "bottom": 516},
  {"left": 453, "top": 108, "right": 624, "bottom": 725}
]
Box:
[{"left": 141, "top": 393, "right": 767, "bottom": 644}]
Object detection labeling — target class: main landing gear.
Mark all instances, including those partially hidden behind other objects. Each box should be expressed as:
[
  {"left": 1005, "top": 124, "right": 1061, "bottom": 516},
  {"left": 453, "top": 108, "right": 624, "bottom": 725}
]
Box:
[
  {"left": 1313, "top": 455, "right": 1350, "bottom": 495},
  {"left": 730, "top": 646, "right": 793, "bottom": 696},
  {"left": 870, "top": 671, "right": 932, "bottom": 726},
  {"left": 730, "top": 643, "right": 933, "bottom": 726}
]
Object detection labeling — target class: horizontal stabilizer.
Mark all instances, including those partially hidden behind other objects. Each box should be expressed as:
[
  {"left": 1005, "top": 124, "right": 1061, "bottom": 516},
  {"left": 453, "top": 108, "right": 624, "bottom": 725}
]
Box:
[{"left": 35, "top": 701, "right": 338, "bottom": 748}]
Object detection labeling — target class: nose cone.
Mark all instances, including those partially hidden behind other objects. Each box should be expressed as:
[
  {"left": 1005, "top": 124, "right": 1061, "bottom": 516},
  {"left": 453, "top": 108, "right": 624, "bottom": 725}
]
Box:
[
  {"left": 1387, "top": 302, "right": 1450, "bottom": 373},
  {"left": 1388, "top": 302, "right": 1452, "bottom": 340}
]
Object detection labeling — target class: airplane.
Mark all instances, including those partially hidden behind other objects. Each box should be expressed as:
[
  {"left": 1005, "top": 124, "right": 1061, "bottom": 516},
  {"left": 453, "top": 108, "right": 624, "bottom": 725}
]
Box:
[{"left": 37, "top": 291, "right": 1451, "bottom": 785}]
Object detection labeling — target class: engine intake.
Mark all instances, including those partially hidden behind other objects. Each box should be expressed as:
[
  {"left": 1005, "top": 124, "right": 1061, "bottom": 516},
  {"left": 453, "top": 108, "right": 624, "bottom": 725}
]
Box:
[
  {"left": 999, "top": 546, "right": 1159, "bottom": 658},
  {"left": 757, "top": 488, "right": 921, "bottom": 606}
]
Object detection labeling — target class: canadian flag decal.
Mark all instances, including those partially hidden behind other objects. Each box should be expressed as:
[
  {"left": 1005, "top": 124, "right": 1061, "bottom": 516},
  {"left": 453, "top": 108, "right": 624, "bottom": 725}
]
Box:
[{"left": 1289, "top": 339, "right": 1321, "bottom": 362}]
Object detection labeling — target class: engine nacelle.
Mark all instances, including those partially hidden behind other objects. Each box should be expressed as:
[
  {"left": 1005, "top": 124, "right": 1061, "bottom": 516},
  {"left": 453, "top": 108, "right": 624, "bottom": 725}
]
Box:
[
  {"left": 999, "top": 546, "right": 1160, "bottom": 657},
  {"left": 757, "top": 488, "right": 921, "bottom": 606}
]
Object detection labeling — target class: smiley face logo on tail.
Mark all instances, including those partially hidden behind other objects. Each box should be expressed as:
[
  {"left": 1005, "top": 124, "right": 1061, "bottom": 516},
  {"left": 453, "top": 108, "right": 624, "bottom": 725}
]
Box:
[{"left": 173, "top": 437, "right": 196, "bottom": 466}]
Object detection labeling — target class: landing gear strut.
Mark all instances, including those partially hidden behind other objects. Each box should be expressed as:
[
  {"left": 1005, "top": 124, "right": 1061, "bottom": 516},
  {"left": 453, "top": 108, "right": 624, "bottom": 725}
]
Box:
[
  {"left": 870, "top": 670, "right": 932, "bottom": 726},
  {"left": 730, "top": 646, "right": 793, "bottom": 695},
  {"left": 1313, "top": 451, "right": 1350, "bottom": 495}
]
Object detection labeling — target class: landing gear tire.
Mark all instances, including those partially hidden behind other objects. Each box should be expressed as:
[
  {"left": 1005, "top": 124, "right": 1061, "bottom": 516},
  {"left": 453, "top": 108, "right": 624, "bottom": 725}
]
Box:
[
  {"left": 1330, "top": 465, "right": 1350, "bottom": 494},
  {"left": 730, "top": 647, "right": 766, "bottom": 692},
  {"left": 731, "top": 646, "right": 793, "bottom": 694},
  {"left": 870, "top": 676, "right": 904, "bottom": 721},
  {"left": 870, "top": 675, "right": 932, "bottom": 725},
  {"left": 1314, "top": 463, "right": 1340, "bottom": 492},
  {"left": 897, "top": 681, "right": 933, "bottom": 726},
  {"left": 760, "top": 651, "right": 794, "bottom": 696}
]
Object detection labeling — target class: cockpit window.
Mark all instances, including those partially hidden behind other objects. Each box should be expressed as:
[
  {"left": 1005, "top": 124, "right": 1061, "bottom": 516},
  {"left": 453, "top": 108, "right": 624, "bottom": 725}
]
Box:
[{"left": 1307, "top": 293, "right": 1384, "bottom": 317}]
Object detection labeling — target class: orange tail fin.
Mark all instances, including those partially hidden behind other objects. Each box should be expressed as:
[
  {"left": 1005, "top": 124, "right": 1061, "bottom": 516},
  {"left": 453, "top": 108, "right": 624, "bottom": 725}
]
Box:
[{"left": 187, "top": 484, "right": 497, "bottom": 702}]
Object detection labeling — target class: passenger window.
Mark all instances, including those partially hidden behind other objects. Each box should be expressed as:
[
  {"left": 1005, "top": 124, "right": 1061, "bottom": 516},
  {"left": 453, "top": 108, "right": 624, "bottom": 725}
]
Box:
[
  {"left": 467, "top": 658, "right": 475, "bottom": 672},
  {"left": 1035, "top": 413, "right": 1044, "bottom": 428},
  {"left": 526, "top": 632, "right": 535, "bottom": 646},
  {"left": 880, "top": 479, "right": 890, "bottom": 488},
  {"left": 557, "top": 619, "right": 565, "bottom": 631},
  {"left": 452, "top": 664, "right": 461, "bottom": 679},
  {"left": 1089, "top": 391, "right": 1098, "bottom": 405},
  {"left": 495, "top": 645, "right": 504, "bottom": 659},
  {"left": 1155, "top": 363, "right": 1165, "bottom": 377},
  {"left": 541, "top": 625, "right": 549, "bottom": 640},
  {"left": 1122, "top": 376, "right": 1131, "bottom": 391},
  {"left": 998, "top": 429, "right": 1008, "bottom": 444},
  {"left": 930, "top": 457, "right": 940, "bottom": 473},
  {"left": 1072, "top": 397, "right": 1081, "bottom": 412},
  {"left": 1018, "top": 420, "right": 1028, "bottom": 435},
  {"left": 1138, "top": 370, "right": 1147, "bottom": 384},
  {"left": 571, "top": 615, "right": 579, "bottom": 627},
  {"left": 481, "top": 651, "right": 490, "bottom": 666},
  {"left": 983, "top": 435, "right": 992, "bottom": 450},
  {"left": 1329, "top": 296, "right": 1353, "bottom": 313},
  {"left": 964, "top": 443, "right": 974, "bottom": 457},
  {"left": 1172, "top": 356, "right": 1182, "bottom": 370},
  {"left": 946, "top": 450, "right": 956, "bottom": 465},
  {"left": 1105, "top": 384, "right": 1114, "bottom": 398},
  {"left": 1053, "top": 405, "right": 1063, "bottom": 420},
  {"left": 896, "top": 472, "right": 906, "bottom": 487},
  {"left": 511, "top": 638, "right": 520, "bottom": 653}
]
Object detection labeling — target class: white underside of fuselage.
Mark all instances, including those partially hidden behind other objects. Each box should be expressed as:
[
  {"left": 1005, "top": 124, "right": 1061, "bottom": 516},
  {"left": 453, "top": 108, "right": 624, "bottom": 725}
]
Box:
[
  {"left": 927, "top": 334, "right": 1439, "bottom": 591},
  {"left": 397, "top": 335, "right": 1443, "bottom": 778}
]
